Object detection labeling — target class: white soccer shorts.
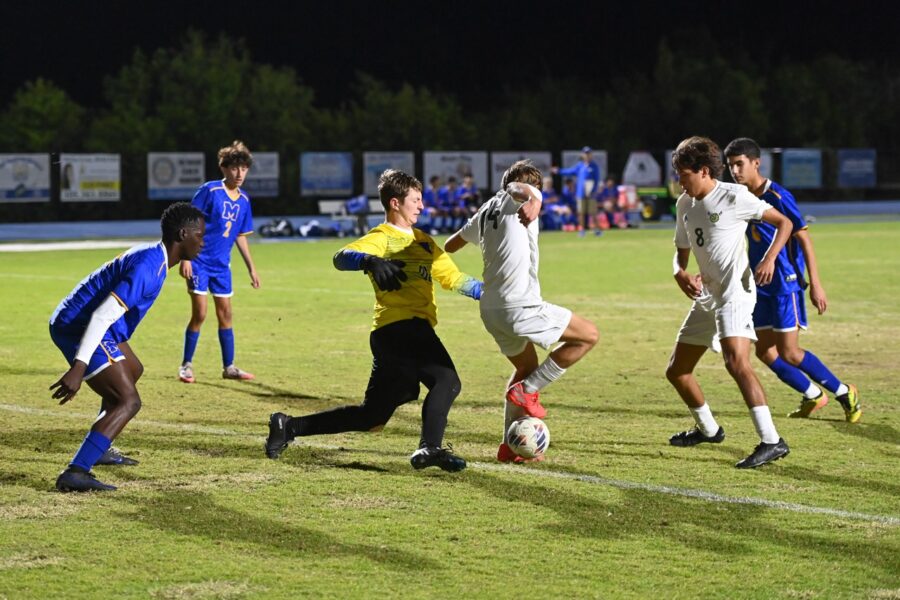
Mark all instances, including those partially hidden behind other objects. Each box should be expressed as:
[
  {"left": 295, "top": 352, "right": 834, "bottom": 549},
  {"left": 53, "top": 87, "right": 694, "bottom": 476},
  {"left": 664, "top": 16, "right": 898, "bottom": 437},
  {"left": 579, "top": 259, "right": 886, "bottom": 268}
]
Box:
[
  {"left": 480, "top": 302, "right": 573, "bottom": 357},
  {"left": 676, "top": 299, "right": 757, "bottom": 353}
]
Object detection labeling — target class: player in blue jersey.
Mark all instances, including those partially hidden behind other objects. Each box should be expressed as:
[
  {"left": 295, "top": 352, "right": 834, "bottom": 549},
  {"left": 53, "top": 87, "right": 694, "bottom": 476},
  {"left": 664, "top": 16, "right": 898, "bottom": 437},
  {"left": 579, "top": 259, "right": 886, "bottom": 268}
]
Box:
[
  {"left": 724, "top": 138, "right": 861, "bottom": 422},
  {"left": 552, "top": 147, "right": 601, "bottom": 236},
  {"left": 49, "top": 203, "right": 205, "bottom": 492},
  {"left": 265, "top": 169, "right": 482, "bottom": 472},
  {"left": 179, "top": 141, "right": 260, "bottom": 384}
]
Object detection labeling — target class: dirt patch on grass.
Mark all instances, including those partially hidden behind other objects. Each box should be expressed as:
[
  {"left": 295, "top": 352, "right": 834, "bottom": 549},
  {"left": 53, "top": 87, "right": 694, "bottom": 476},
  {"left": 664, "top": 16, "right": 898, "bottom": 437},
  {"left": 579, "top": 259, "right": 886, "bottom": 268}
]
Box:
[
  {"left": 327, "top": 494, "right": 410, "bottom": 510},
  {"left": 0, "top": 498, "right": 87, "bottom": 521},
  {"left": 127, "top": 472, "right": 278, "bottom": 493},
  {"left": 0, "top": 553, "right": 63, "bottom": 570},
  {"left": 149, "top": 580, "right": 260, "bottom": 599}
]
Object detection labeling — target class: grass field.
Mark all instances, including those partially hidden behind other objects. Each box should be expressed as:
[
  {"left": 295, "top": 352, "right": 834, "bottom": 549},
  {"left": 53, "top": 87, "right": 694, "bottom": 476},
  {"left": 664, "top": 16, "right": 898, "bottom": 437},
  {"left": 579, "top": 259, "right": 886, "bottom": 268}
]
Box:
[{"left": 1, "top": 222, "right": 898, "bottom": 599}]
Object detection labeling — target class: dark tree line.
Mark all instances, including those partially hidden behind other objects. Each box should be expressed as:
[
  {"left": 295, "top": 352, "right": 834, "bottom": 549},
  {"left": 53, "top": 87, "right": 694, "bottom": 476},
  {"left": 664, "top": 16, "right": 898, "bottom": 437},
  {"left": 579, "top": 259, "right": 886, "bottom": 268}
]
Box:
[{"left": 1, "top": 30, "right": 897, "bottom": 220}]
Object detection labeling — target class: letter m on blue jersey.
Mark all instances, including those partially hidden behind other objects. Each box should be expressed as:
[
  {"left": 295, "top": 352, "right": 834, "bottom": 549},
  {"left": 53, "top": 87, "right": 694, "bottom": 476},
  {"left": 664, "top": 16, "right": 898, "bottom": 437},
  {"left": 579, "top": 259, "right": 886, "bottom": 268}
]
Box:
[{"left": 222, "top": 201, "right": 240, "bottom": 221}]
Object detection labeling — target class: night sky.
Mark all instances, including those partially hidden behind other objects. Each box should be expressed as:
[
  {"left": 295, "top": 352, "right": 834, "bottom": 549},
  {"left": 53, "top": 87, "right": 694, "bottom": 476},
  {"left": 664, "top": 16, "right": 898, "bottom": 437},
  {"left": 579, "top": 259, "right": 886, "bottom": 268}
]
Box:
[{"left": 2, "top": 0, "right": 898, "bottom": 109}]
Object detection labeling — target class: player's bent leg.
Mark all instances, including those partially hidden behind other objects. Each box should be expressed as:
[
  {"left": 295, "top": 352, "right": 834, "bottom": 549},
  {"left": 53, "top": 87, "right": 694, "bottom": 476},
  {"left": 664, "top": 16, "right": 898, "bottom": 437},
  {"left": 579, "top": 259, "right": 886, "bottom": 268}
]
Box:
[
  {"left": 118, "top": 342, "right": 143, "bottom": 384},
  {"left": 665, "top": 342, "right": 707, "bottom": 408},
  {"left": 418, "top": 364, "right": 461, "bottom": 448},
  {"left": 550, "top": 313, "right": 599, "bottom": 369},
  {"left": 721, "top": 337, "right": 767, "bottom": 409},
  {"left": 57, "top": 362, "right": 142, "bottom": 492},
  {"left": 86, "top": 362, "right": 143, "bottom": 440},
  {"left": 505, "top": 344, "right": 546, "bottom": 418}
]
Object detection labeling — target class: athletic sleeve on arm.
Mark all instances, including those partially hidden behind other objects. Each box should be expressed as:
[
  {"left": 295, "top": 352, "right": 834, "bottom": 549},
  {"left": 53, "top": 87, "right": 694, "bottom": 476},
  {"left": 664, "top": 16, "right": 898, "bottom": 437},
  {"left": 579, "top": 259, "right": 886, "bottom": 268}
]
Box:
[
  {"left": 334, "top": 230, "right": 389, "bottom": 270},
  {"left": 73, "top": 295, "right": 128, "bottom": 364},
  {"left": 431, "top": 246, "right": 482, "bottom": 300}
]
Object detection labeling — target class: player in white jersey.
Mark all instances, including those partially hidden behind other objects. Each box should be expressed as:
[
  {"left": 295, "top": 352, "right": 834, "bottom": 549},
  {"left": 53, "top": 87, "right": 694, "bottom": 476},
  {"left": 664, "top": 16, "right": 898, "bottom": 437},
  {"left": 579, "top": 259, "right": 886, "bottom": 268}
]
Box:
[
  {"left": 666, "top": 136, "right": 794, "bottom": 469},
  {"left": 445, "top": 160, "right": 599, "bottom": 463}
]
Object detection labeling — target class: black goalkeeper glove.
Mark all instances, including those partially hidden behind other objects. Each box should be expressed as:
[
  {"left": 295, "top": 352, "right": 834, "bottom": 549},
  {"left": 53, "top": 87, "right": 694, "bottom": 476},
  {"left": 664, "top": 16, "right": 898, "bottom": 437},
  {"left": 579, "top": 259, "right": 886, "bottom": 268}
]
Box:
[{"left": 363, "top": 256, "right": 407, "bottom": 291}]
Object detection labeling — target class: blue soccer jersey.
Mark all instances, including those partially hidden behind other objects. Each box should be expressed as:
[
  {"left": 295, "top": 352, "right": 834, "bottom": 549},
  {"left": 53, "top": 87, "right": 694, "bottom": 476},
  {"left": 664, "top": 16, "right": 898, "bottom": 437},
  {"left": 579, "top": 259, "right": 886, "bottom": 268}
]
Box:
[
  {"left": 50, "top": 242, "right": 169, "bottom": 342},
  {"left": 191, "top": 180, "right": 254, "bottom": 271},
  {"left": 747, "top": 180, "right": 808, "bottom": 297}
]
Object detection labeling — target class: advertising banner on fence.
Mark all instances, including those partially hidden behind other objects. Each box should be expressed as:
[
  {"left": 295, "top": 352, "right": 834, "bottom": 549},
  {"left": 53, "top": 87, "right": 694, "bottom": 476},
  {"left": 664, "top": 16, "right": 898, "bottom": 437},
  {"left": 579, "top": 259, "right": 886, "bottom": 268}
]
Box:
[
  {"left": 148, "top": 152, "right": 205, "bottom": 200},
  {"left": 300, "top": 152, "right": 353, "bottom": 197},
  {"left": 622, "top": 151, "right": 662, "bottom": 186},
  {"left": 781, "top": 149, "right": 822, "bottom": 189},
  {"left": 422, "top": 152, "right": 489, "bottom": 190},
  {"left": 561, "top": 149, "right": 608, "bottom": 184},
  {"left": 363, "top": 152, "right": 415, "bottom": 196},
  {"left": 837, "top": 149, "right": 876, "bottom": 188},
  {"left": 758, "top": 149, "right": 774, "bottom": 181},
  {"left": 60, "top": 153, "right": 121, "bottom": 202},
  {"left": 489, "top": 152, "right": 552, "bottom": 191},
  {"left": 242, "top": 151, "right": 279, "bottom": 197},
  {"left": 0, "top": 154, "right": 50, "bottom": 202}
]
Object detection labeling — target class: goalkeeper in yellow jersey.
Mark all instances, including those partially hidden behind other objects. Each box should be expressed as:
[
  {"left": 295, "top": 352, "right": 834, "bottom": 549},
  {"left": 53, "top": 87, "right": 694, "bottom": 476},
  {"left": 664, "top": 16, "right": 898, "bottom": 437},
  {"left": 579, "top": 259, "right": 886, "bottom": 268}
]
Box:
[{"left": 265, "top": 169, "right": 482, "bottom": 471}]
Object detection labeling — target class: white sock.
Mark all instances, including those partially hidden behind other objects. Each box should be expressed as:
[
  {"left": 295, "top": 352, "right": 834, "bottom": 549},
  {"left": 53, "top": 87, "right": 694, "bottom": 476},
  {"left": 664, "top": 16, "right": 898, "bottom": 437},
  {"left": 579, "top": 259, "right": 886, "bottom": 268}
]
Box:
[
  {"left": 835, "top": 383, "right": 849, "bottom": 396},
  {"left": 804, "top": 382, "right": 823, "bottom": 399},
  {"left": 689, "top": 403, "right": 719, "bottom": 437},
  {"left": 523, "top": 357, "right": 567, "bottom": 393},
  {"left": 503, "top": 400, "right": 527, "bottom": 441},
  {"left": 750, "top": 405, "right": 780, "bottom": 444}
]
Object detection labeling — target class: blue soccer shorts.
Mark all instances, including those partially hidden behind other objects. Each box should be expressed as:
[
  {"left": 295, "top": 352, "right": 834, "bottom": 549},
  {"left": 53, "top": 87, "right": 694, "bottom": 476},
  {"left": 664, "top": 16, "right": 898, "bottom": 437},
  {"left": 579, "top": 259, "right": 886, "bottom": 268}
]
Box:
[
  {"left": 50, "top": 324, "right": 126, "bottom": 380},
  {"left": 188, "top": 262, "right": 233, "bottom": 297},
  {"left": 753, "top": 290, "right": 808, "bottom": 332}
]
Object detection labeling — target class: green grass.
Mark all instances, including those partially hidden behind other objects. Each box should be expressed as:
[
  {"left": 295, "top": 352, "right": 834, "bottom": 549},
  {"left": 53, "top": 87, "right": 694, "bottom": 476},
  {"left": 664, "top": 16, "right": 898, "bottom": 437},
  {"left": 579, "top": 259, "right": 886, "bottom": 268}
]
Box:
[{"left": 1, "top": 223, "right": 898, "bottom": 599}]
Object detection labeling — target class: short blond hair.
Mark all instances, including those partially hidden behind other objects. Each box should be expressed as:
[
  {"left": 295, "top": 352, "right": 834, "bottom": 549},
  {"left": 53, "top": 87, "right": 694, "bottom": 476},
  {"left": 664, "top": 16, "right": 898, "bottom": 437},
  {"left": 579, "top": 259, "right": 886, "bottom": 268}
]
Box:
[{"left": 501, "top": 160, "right": 542, "bottom": 189}]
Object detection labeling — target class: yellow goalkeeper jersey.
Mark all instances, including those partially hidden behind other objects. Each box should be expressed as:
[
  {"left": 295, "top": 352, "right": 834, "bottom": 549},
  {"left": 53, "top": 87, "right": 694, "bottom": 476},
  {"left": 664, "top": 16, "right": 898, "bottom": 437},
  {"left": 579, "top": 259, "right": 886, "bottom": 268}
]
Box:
[{"left": 341, "top": 223, "right": 481, "bottom": 330}]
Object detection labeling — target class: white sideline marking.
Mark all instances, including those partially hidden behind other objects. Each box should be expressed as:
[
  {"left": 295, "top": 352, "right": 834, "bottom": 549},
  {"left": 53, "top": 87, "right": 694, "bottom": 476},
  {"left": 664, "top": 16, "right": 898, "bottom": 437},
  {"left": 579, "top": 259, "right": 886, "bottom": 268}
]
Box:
[
  {"left": 0, "top": 240, "right": 151, "bottom": 253},
  {"left": 474, "top": 463, "right": 900, "bottom": 525},
  {"left": 4, "top": 402, "right": 897, "bottom": 526}
]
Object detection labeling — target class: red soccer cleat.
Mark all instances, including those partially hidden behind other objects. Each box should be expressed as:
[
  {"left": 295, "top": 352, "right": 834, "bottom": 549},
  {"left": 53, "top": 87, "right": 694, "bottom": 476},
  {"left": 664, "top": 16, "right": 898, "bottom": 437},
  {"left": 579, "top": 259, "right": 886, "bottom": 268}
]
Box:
[
  {"left": 506, "top": 381, "right": 547, "bottom": 419},
  {"left": 497, "top": 442, "right": 544, "bottom": 464}
]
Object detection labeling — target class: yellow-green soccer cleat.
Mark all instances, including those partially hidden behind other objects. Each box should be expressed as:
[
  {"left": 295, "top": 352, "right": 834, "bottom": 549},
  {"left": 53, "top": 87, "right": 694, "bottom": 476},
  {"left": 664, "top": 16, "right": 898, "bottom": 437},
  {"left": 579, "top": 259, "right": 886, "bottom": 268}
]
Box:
[
  {"left": 836, "top": 384, "right": 862, "bottom": 423},
  {"left": 788, "top": 391, "right": 829, "bottom": 418}
]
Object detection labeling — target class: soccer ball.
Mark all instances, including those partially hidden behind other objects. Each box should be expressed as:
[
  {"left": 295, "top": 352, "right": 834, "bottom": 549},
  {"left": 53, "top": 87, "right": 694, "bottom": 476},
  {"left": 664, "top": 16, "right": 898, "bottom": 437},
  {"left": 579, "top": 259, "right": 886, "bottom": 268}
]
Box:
[{"left": 506, "top": 416, "right": 550, "bottom": 459}]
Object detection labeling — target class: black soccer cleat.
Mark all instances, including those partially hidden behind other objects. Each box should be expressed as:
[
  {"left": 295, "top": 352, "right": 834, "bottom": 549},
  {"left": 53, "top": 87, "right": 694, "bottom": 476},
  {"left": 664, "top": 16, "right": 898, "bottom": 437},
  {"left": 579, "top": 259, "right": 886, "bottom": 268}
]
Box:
[
  {"left": 95, "top": 447, "right": 139, "bottom": 466},
  {"left": 55, "top": 467, "right": 117, "bottom": 492},
  {"left": 410, "top": 445, "right": 467, "bottom": 472},
  {"left": 265, "top": 412, "right": 291, "bottom": 459},
  {"left": 669, "top": 426, "right": 725, "bottom": 447},
  {"left": 735, "top": 438, "right": 790, "bottom": 469}
]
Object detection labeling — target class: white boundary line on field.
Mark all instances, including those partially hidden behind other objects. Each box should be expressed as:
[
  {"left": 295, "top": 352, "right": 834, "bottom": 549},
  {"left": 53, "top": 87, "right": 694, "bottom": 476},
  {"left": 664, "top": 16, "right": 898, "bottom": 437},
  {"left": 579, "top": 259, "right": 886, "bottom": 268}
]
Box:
[
  {"left": 4, "top": 402, "right": 898, "bottom": 526},
  {"left": 473, "top": 463, "right": 900, "bottom": 525},
  {"left": 0, "top": 240, "right": 151, "bottom": 252}
]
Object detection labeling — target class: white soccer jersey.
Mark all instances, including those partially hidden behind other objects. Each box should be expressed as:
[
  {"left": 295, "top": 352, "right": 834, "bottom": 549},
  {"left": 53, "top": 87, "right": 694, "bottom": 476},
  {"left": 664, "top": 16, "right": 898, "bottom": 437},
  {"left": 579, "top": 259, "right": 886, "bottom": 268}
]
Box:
[
  {"left": 674, "top": 181, "right": 772, "bottom": 307},
  {"left": 459, "top": 190, "right": 541, "bottom": 309}
]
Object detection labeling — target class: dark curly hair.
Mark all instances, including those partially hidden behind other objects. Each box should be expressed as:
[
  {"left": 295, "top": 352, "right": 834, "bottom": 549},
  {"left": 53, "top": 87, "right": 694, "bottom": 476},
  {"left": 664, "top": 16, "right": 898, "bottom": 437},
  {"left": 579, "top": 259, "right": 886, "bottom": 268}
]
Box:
[{"left": 161, "top": 202, "right": 204, "bottom": 244}]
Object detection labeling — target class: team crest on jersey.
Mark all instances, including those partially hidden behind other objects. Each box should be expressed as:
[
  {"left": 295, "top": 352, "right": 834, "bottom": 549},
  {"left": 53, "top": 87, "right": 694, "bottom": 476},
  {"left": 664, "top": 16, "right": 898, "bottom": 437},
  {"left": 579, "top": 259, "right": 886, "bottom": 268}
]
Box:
[
  {"left": 707, "top": 210, "right": 722, "bottom": 223},
  {"left": 222, "top": 201, "right": 240, "bottom": 221},
  {"left": 418, "top": 242, "right": 431, "bottom": 253}
]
